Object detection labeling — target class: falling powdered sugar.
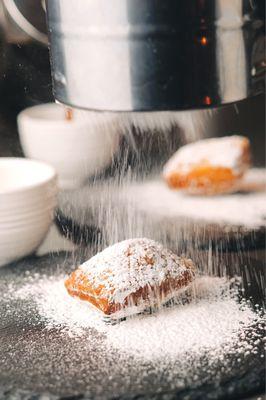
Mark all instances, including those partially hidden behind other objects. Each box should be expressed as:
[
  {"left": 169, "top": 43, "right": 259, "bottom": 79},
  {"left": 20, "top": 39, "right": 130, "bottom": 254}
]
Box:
[
  {"left": 14, "top": 274, "right": 264, "bottom": 365},
  {"left": 123, "top": 169, "right": 266, "bottom": 229}
]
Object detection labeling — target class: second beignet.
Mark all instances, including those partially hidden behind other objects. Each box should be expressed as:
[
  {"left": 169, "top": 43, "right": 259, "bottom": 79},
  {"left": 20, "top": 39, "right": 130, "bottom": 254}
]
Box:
[
  {"left": 163, "top": 136, "right": 251, "bottom": 195},
  {"left": 65, "top": 238, "right": 195, "bottom": 320}
]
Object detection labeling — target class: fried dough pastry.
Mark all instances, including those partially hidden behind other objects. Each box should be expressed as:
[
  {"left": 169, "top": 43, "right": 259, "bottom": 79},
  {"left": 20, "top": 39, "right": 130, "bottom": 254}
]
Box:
[
  {"left": 163, "top": 136, "right": 251, "bottom": 195},
  {"left": 65, "top": 238, "right": 195, "bottom": 319}
]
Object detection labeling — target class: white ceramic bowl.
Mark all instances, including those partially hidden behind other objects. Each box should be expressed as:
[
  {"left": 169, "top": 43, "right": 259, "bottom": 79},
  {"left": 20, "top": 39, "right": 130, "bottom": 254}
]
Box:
[
  {"left": 0, "top": 205, "right": 56, "bottom": 224},
  {"left": 17, "top": 103, "right": 121, "bottom": 189},
  {"left": 0, "top": 158, "right": 58, "bottom": 267},
  {"left": 0, "top": 196, "right": 57, "bottom": 215}
]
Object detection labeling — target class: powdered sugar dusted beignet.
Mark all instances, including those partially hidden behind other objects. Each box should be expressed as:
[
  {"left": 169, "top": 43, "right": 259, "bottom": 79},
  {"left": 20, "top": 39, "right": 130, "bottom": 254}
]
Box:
[
  {"left": 163, "top": 136, "right": 250, "bottom": 195},
  {"left": 65, "top": 238, "right": 195, "bottom": 319}
]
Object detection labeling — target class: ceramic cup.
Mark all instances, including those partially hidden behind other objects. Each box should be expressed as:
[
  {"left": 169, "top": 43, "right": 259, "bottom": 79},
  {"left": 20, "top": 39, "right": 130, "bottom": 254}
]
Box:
[{"left": 18, "top": 103, "right": 121, "bottom": 189}]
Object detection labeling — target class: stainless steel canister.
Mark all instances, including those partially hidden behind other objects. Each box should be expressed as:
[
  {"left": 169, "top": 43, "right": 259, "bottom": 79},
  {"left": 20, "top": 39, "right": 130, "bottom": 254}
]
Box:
[{"left": 45, "top": 0, "right": 265, "bottom": 111}]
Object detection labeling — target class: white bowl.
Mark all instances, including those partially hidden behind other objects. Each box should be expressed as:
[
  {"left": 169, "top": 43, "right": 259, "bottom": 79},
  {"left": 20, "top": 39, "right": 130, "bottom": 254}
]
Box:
[
  {"left": 0, "top": 158, "right": 58, "bottom": 267},
  {"left": 17, "top": 103, "right": 121, "bottom": 189},
  {"left": 0, "top": 157, "right": 56, "bottom": 196},
  {"left": 0, "top": 209, "right": 55, "bottom": 229},
  {"left": 0, "top": 195, "right": 57, "bottom": 214},
  {"left": 0, "top": 205, "right": 56, "bottom": 225},
  {"left": 0, "top": 225, "right": 52, "bottom": 243},
  {"left": 0, "top": 220, "right": 52, "bottom": 243}
]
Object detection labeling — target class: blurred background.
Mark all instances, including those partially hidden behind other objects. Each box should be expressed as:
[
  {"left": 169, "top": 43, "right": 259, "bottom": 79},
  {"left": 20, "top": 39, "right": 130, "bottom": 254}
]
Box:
[{"left": 0, "top": 0, "right": 265, "bottom": 165}]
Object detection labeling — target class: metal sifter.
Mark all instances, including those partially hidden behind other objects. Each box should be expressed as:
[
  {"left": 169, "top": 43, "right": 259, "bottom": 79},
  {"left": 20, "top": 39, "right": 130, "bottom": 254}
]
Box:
[{"left": 45, "top": 0, "right": 265, "bottom": 111}]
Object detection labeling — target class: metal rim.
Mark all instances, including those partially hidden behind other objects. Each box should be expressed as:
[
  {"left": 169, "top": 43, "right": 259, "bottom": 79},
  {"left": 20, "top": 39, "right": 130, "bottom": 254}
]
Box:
[{"left": 3, "top": 0, "right": 48, "bottom": 45}]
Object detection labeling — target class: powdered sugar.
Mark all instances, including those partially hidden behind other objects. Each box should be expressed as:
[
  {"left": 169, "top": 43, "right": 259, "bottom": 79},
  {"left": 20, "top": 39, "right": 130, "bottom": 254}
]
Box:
[
  {"left": 16, "top": 275, "right": 104, "bottom": 336},
  {"left": 120, "top": 109, "right": 213, "bottom": 142},
  {"left": 163, "top": 135, "right": 249, "bottom": 175},
  {"left": 108, "top": 296, "right": 257, "bottom": 362},
  {"left": 14, "top": 273, "right": 264, "bottom": 366},
  {"left": 79, "top": 238, "right": 195, "bottom": 305},
  {"left": 124, "top": 171, "right": 266, "bottom": 228},
  {"left": 58, "top": 169, "right": 265, "bottom": 256}
]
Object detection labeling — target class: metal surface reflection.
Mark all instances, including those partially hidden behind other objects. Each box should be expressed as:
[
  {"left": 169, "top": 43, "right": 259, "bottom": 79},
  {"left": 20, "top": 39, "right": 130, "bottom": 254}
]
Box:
[{"left": 45, "top": 0, "right": 265, "bottom": 111}]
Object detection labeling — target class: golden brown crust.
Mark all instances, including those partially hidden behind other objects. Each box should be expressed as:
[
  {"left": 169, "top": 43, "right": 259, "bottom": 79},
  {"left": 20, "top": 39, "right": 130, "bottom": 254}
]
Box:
[
  {"left": 65, "top": 267, "right": 194, "bottom": 316},
  {"left": 65, "top": 269, "right": 111, "bottom": 314},
  {"left": 165, "top": 166, "right": 240, "bottom": 195}
]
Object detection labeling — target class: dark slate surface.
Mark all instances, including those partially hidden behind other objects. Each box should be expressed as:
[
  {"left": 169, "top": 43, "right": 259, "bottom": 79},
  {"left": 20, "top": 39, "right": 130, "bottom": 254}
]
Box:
[{"left": 0, "top": 250, "right": 264, "bottom": 400}]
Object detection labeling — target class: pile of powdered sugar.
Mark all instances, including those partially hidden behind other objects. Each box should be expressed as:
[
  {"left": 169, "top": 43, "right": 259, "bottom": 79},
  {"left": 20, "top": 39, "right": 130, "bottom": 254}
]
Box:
[
  {"left": 123, "top": 169, "right": 266, "bottom": 228},
  {"left": 109, "top": 295, "right": 260, "bottom": 362},
  {"left": 14, "top": 273, "right": 264, "bottom": 364}
]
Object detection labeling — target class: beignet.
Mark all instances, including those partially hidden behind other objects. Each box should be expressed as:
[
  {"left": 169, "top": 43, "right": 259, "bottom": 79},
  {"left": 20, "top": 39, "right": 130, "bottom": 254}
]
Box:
[
  {"left": 163, "top": 136, "right": 250, "bottom": 195},
  {"left": 65, "top": 238, "right": 195, "bottom": 319}
]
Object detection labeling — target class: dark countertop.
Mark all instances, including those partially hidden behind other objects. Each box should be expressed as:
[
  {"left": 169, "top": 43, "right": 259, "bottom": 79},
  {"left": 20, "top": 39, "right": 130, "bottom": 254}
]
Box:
[{"left": 0, "top": 249, "right": 264, "bottom": 400}]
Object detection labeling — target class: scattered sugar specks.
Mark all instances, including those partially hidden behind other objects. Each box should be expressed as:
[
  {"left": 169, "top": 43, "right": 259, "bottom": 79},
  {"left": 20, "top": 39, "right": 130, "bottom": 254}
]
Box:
[
  {"left": 13, "top": 273, "right": 264, "bottom": 367},
  {"left": 1, "top": 269, "right": 264, "bottom": 398}
]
